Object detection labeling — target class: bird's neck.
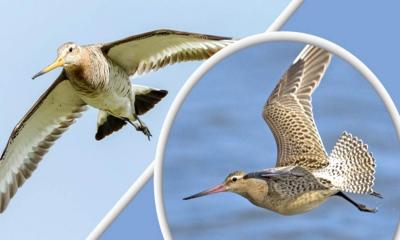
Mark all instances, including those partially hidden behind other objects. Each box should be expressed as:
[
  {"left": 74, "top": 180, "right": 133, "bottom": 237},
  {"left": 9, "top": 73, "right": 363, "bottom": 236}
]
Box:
[
  {"left": 236, "top": 179, "right": 268, "bottom": 205},
  {"left": 65, "top": 48, "right": 109, "bottom": 94}
]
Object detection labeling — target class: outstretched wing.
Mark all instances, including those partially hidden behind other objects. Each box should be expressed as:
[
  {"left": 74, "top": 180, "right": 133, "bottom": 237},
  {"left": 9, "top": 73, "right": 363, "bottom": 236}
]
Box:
[
  {"left": 101, "top": 29, "right": 234, "bottom": 76},
  {"left": 0, "top": 72, "right": 86, "bottom": 212},
  {"left": 263, "top": 45, "right": 331, "bottom": 170}
]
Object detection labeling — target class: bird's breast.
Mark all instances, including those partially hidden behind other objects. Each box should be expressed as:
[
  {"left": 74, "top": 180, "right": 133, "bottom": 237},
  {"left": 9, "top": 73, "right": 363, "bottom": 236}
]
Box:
[
  {"left": 67, "top": 67, "right": 99, "bottom": 96},
  {"left": 66, "top": 61, "right": 132, "bottom": 117},
  {"left": 272, "top": 190, "right": 334, "bottom": 215},
  {"left": 242, "top": 176, "right": 335, "bottom": 215}
]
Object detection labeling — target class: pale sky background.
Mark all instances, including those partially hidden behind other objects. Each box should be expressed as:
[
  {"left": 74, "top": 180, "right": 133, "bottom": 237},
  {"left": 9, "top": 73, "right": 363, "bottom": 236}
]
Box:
[{"left": 0, "top": 1, "right": 291, "bottom": 239}]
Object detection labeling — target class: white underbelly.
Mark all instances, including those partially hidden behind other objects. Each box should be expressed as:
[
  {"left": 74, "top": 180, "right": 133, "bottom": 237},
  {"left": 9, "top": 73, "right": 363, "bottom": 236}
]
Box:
[{"left": 80, "top": 90, "right": 132, "bottom": 118}]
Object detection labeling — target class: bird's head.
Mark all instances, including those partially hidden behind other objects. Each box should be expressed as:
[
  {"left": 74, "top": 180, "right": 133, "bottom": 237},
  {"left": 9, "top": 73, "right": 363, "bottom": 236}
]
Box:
[
  {"left": 183, "top": 171, "right": 253, "bottom": 200},
  {"left": 32, "top": 42, "right": 82, "bottom": 79}
]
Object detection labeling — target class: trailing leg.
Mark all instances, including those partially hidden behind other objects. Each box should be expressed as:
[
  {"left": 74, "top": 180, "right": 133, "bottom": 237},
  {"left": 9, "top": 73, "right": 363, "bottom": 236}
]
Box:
[{"left": 334, "top": 192, "right": 377, "bottom": 213}]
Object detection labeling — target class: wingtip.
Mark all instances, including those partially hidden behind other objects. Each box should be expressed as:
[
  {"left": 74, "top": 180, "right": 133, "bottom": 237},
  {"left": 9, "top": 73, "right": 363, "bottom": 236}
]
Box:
[
  {"left": 95, "top": 131, "right": 106, "bottom": 141},
  {"left": 293, "top": 44, "right": 331, "bottom": 64},
  {"left": 160, "top": 89, "right": 168, "bottom": 96}
]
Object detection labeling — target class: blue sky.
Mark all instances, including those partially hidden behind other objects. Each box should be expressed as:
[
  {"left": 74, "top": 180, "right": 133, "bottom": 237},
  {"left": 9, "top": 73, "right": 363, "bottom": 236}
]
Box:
[{"left": 0, "top": 1, "right": 291, "bottom": 239}]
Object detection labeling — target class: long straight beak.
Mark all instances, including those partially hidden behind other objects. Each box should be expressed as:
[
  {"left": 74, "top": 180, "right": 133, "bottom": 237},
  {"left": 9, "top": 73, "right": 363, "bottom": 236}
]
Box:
[
  {"left": 183, "top": 183, "right": 226, "bottom": 200},
  {"left": 32, "top": 56, "right": 64, "bottom": 79}
]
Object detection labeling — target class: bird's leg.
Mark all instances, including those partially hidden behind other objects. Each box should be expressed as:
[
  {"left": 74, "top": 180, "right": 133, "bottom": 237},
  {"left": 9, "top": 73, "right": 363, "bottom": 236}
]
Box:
[
  {"left": 334, "top": 192, "right": 377, "bottom": 213},
  {"left": 127, "top": 116, "right": 152, "bottom": 141},
  {"left": 127, "top": 93, "right": 152, "bottom": 140},
  {"left": 136, "top": 116, "right": 152, "bottom": 141}
]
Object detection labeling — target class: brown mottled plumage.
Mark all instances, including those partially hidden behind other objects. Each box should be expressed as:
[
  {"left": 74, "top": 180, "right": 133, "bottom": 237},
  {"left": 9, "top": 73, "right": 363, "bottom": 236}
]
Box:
[
  {"left": 0, "top": 29, "right": 234, "bottom": 213},
  {"left": 184, "top": 45, "right": 381, "bottom": 215}
]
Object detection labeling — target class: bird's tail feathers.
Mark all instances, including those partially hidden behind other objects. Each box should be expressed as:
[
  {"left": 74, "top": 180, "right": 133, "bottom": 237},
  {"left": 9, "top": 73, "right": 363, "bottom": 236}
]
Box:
[{"left": 317, "top": 132, "right": 377, "bottom": 195}]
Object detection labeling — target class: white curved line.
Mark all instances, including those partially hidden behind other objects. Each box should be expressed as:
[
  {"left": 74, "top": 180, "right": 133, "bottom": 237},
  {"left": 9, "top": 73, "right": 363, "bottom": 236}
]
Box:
[
  {"left": 153, "top": 31, "right": 400, "bottom": 239},
  {"left": 86, "top": 1, "right": 303, "bottom": 238}
]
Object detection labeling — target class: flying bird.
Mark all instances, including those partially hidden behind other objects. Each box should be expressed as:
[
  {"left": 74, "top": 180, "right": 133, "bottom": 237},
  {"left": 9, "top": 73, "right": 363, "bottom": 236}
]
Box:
[
  {"left": 0, "top": 29, "right": 234, "bottom": 213},
  {"left": 183, "top": 45, "right": 381, "bottom": 215}
]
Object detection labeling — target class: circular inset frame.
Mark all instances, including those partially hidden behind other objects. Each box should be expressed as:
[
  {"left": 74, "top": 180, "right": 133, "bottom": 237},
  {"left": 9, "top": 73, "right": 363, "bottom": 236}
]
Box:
[{"left": 154, "top": 31, "right": 400, "bottom": 239}]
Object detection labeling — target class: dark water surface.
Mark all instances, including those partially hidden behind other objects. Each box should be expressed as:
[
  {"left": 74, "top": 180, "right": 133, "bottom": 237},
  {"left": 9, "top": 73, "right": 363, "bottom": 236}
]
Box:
[{"left": 163, "top": 42, "right": 400, "bottom": 239}]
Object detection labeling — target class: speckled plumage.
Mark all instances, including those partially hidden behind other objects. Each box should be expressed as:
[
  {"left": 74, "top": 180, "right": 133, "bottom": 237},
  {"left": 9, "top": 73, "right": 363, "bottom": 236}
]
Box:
[
  {"left": 314, "top": 131, "right": 376, "bottom": 194},
  {"left": 184, "top": 45, "right": 380, "bottom": 215}
]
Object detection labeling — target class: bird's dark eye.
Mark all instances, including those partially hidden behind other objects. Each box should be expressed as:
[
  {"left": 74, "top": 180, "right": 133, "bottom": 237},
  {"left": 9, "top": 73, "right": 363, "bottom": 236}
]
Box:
[
  {"left": 232, "top": 177, "right": 237, "bottom": 182},
  {"left": 69, "top": 47, "right": 73, "bottom": 52}
]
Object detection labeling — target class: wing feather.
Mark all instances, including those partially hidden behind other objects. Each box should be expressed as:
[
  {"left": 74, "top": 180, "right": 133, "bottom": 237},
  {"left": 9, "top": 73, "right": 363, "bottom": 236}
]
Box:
[
  {"left": 263, "top": 45, "right": 332, "bottom": 170},
  {"left": 101, "top": 29, "right": 234, "bottom": 76},
  {"left": 0, "top": 73, "right": 86, "bottom": 212}
]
